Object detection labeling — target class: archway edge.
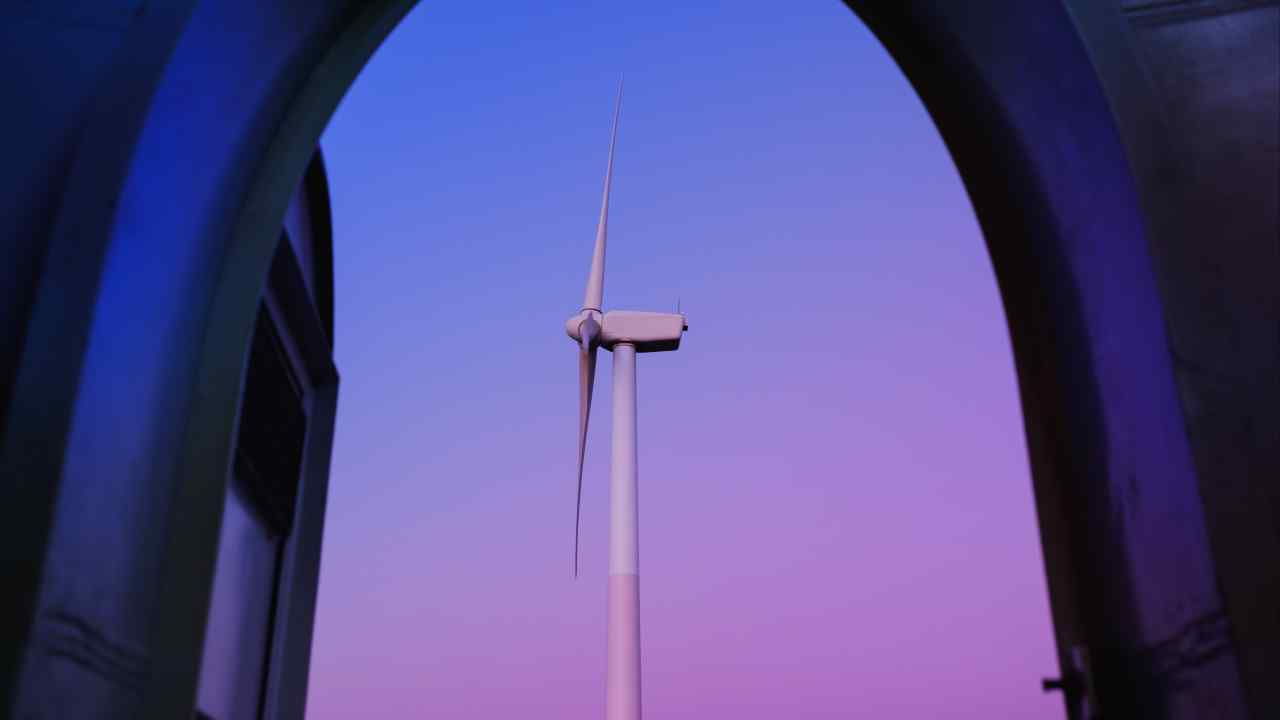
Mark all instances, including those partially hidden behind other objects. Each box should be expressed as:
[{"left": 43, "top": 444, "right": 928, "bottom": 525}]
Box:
[{"left": 0, "top": 1, "right": 1250, "bottom": 718}]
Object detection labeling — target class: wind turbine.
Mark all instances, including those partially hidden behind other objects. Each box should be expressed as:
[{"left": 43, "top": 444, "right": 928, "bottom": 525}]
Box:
[{"left": 565, "top": 80, "right": 687, "bottom": 720}]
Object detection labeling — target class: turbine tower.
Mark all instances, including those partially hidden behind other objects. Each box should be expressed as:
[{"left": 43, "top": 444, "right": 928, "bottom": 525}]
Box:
[{"left": 565, "top": 80, "right": 686, "bottom": 720}]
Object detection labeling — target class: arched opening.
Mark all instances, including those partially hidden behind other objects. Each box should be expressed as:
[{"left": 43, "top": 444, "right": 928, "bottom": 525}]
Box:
[
  {"left": 0, "top": 1, "right": 1244, "bottom": 719},
  {"left": 311, "top": 2, "right": 1057, "bottom": 717}
]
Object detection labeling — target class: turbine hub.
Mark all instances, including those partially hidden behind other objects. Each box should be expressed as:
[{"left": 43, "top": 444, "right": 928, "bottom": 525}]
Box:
[{"left": 566, "top": 308, "right": 604, "bottom": 345}]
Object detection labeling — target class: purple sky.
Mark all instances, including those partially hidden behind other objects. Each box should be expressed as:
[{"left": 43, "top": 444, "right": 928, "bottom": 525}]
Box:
[{"left": 307, "top": 1, "right": 1061, "bottom": 717}]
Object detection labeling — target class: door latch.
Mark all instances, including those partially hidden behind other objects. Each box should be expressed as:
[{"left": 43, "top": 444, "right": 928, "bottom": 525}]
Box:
[{"left": 1042, "top": 645, "right": 1096, "bottom": 719}]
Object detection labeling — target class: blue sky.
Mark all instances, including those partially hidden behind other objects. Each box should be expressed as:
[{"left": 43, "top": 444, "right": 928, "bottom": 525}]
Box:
[{"left": 308, "top": 1, "right": 1061, "bottom": 717}]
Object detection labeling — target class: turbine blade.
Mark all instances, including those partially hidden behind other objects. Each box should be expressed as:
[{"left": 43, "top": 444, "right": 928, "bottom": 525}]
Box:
[
  {"left": 573, "top": 338, "right": 598, "bottom": 578},
  {"left": 582, "top": 78, "right": 623, "bottom": 311}
]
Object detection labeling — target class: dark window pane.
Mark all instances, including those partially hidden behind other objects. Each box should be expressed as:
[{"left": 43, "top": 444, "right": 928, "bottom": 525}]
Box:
[{"left": 235, "top": 307, "right": 308, "bottom": 537}]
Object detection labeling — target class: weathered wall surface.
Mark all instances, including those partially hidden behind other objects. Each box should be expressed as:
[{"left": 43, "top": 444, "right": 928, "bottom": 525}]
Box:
[
  {"left": 1067, "top": 1, "right": 1280, "bottom": 715},
  {"left": 0, "top": 3, "right": 139, "bottom": 442}
]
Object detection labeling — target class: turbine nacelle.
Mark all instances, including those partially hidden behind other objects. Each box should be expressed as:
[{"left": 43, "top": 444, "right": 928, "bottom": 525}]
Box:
[{"left": 567, "top": 310, "right": 687, "bottom": 353}]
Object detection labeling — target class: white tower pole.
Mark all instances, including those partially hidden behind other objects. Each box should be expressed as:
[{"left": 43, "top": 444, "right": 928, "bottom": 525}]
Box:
[{"left": 607, "top": 342, "right": 641, "bottom": 720}]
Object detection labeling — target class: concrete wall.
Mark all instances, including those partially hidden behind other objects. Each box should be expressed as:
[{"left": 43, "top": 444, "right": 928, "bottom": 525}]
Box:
[
  {"left": 0, "top": 2, "right": 138, "bottom": 442},
  {"left": 1067, "top": 2, "right": 1280, "bottom": 714}
]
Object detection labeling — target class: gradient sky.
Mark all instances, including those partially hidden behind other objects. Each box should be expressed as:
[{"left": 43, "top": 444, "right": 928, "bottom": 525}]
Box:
[{"left": 307, "top": 1, "right": 1062, "bottom": 717}]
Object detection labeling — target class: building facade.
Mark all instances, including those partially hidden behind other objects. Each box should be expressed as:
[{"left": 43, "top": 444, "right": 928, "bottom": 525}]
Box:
[{"left": 193, "top": 152, "right": 338, "bottom": 720}]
